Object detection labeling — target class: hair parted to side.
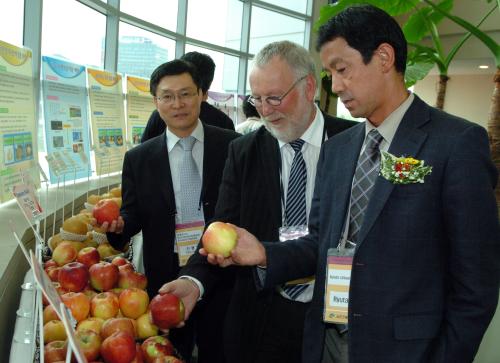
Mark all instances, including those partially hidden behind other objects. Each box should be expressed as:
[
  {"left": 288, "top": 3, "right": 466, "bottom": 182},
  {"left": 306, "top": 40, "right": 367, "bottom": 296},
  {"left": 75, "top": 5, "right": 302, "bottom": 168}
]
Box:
[
  {"left": 316, "top": 4, "right": 407, "bottom": 74},
  {"left": 149, "top": 59, "right": 202, "bottom": 96},
  {"left": 181, "top": 51, "right": 216, "bottom": 93},
  {"left": 254, "top": 40, "right": 316, "bottom": 81}
]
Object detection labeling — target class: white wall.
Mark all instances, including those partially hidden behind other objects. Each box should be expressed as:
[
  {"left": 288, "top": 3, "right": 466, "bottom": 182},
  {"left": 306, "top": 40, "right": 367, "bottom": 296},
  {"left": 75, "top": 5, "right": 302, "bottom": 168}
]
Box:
[{"left": 414, "top": 73, "right": 496, "bottom": 129}]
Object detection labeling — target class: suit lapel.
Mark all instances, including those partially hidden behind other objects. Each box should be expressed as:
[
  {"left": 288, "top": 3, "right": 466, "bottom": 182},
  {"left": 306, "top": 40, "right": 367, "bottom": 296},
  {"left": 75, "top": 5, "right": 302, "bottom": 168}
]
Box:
[
  {"left": 201, "top": 124, "right": 217, "bottom": 200},
  {"left": 258, "top": 129, "right": 282, "bottom": 226},
  {"left": 149, "top": 133, "right": 176, "bottom": 212},
  {"left": 356, "top": 97, "right": 431, "bottom": 247}
]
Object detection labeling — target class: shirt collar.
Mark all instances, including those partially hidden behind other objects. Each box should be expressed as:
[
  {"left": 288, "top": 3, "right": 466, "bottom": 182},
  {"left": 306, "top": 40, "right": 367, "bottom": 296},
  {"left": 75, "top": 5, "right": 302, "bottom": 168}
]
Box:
[
  {"left": 166, "top": 119, "right": 204, "bottom": 152},
  {"left": 365, "top": 92, "right": 414, "bottom": 145},
  {"left": 278, "top": 104, "right": 324, "bottom": 149}
]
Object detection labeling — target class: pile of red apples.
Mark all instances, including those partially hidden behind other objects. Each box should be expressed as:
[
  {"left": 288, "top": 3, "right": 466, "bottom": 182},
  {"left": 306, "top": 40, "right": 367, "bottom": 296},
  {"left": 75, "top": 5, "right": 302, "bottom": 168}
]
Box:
[{"left": 42, "top": 187, "right": 184, "bottom": 363}]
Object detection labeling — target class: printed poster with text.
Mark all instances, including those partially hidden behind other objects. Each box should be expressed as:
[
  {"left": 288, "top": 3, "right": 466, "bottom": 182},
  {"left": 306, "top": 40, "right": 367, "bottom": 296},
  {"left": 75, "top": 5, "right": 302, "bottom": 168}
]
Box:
[
  {"left": 126, "top": 75, "right": 155, "bottom": 147},
  {"left": 87, "top": 68, "right": 126, "bottom": 175},
  {"left": 207, "top": 91, "right": 235, "bottom": 122},
  {"left": 0, "top": 40, "right": 39, "bottom": 202},
  {"left": 42, "top": 56, "right": 91, "bottom": 183}
]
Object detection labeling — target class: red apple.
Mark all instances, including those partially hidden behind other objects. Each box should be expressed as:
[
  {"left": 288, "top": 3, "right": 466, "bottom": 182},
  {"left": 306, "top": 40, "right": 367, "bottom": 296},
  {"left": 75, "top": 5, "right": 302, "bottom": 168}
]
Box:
[
  {"left": 44, "top": 340, "right": 67, "bottom": 363},
  {"left": 77, "top": 247, "right": 101, "bottom": 268},
  {"left": 101, "top": 317, "right": 137, "bottom": 340},
  {"left": 132, "top": 343, "right": 145, "bottom": 363},
  {"left": 202, "top": 221, "right": 237, "bottom": 257},
  {"left": 101, "top": 331, "right": 136, "bottom": 363},
  {"left": 61, "top": 292, "right": 90, "bottom": 322},
  {"left": 75, "top": 329, "right": 102, "bottom": 361},
  {"left": 89, "top": 261, "right": 119, "bottom": 291},
  {"left": 135, "top": 312, "right": 159, "bottom": 339},
  {"left": 77, "top": 317, "right": 105, "bottom": 335},
  {"left": 43, "top": 304, "right": 60, "bottom": 324},
  {"left": 118, "top": 269, "right": 148, "bottom": 290},
  {"left": 58, "top": 262, "right": 89, "bottom": 292},
  {"left": 141, "top": 336, "right": 174, "bottom": 363},
  {"left": 91, "top": 292, "right": 120, "bottom": 319},
  {"left": 119, "top": 263, "right": 135, "bottom": 273},
  {"left": 149, "top": 294, "right": 185, "bottom": 330},
  {"left": 52, "top": 241, "right": 78, "bottom": 266},
  {"left": 111, "top": 256, "right": 131, "bottom": 267},
  {"left": 93, "top": 199, "right": 120, "bottom": 225},
  {"left": 43, "top": 320, "right": 67, "bottom": 343},
  {"left": 46, "top": 266, "right": 61, "bottom": 282},
  {"left": 118, "top": 288, "right": 149, "bottom": 319},
  {"left": 44, "top": 259, "right": 58, "bottom": 269}
]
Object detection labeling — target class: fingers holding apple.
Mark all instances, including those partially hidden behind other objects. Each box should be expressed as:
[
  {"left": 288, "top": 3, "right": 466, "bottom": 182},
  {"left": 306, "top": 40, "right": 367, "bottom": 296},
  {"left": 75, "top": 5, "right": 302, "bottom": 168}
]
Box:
[
  {"left": 158, "top": 279, "right": 199, "bottom": 322},
  {"left": 201, "top": 223, "right": 267, "bottom": 267}
]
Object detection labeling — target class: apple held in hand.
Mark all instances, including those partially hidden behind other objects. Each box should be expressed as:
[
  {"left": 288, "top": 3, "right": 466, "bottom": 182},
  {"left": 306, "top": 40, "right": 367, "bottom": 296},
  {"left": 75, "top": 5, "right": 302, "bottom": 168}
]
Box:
[
  {"left": 149, "top": 293, "right": 185, "bottom": 330},
  {"left": 93, "top": 199, "right": 120, "bottom": 225},
  {"left": 202, "top": 221, "right": 237, "bottom": 257}
]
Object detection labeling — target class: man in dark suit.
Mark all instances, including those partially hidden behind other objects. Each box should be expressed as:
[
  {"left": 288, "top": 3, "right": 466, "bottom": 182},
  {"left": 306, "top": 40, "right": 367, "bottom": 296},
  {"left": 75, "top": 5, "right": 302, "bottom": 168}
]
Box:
[
  {"left": 104, "top": 59, "right": 239, "bottom": 362},
  {"left": 159, "top": 41, "right": 356, "bottom": 363},
  {"left": 205, "top": 5, "right": 500, "bottom": 363},
  {"left": 141, "top": 51, "right": 234, "bottom": 142}
]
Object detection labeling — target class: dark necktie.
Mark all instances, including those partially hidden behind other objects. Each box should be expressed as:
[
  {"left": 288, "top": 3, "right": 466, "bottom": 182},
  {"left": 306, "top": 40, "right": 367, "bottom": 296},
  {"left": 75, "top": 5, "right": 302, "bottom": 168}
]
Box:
[
  {"left": 285, "top": 139, "right": 307, "bottom": 226},
  {"left": 178, "top": 136, "right": 202, "bottom": 223},
  {"left": 348, "top": 129, "right": 384, "bottom": 243},
  {"left": 283, "top": 139, "right": 309, "bottom": 300}
]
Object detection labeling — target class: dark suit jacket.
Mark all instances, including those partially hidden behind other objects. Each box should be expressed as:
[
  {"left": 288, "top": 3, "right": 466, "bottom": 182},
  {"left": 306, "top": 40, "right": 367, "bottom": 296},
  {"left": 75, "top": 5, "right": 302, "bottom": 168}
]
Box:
[
  {"left": 182, "top": 114, "right": 357, "bottom": 363},
  {"left": 141, "top": 102, "right": 235, "bottom": 142},
  {"left": 263, "top": 96, "right": 500, "bottom": 363},
  {"left": 108, "top": 124, "right": 239, "bottom": 297}
]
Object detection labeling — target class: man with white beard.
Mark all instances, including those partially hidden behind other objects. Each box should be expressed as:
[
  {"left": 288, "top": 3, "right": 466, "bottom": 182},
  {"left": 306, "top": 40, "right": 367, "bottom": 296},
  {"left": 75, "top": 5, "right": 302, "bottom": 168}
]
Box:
[{"left": 160, "top": 40, "right": 356, "bottom": 363}]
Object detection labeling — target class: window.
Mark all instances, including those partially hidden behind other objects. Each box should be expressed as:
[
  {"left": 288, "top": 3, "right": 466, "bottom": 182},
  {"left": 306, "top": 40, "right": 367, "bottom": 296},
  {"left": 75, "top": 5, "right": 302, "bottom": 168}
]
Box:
[
  {"left": 120, "top": 0, "right": 178, "bottom": 32},
  {"left": 187, "top": 0, "right": 243, "bottom": 50},
  {"left": 42, "top": 0, "right": 106, "bottom": 68},
  {"left": 249, "top": 6, "right": 307, "bottom": 55},
  {"left": 259, "top": 0, "right": 310, "bottom": 15},
  {"left": 0, "top": 1, "right": 24, "bottom": 46},
  {"left": 118, "top": 22, "right": 176, "bottom": 79}
]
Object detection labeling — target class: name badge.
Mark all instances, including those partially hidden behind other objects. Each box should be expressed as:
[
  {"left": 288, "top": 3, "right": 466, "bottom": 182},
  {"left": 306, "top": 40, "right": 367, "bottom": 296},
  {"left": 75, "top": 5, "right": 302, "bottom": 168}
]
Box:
[
  {"left": 175, "top": 220, "right": 204, "bottom": 266},
  {"left": 324, "top": 248, "right": 354, "bottom": 324}
]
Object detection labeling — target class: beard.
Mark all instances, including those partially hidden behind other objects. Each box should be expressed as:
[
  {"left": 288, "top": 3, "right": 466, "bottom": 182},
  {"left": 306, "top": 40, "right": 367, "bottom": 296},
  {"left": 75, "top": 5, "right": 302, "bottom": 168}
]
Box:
[{"left": 261, "top": 112, "right": 311, "bottom": 143}]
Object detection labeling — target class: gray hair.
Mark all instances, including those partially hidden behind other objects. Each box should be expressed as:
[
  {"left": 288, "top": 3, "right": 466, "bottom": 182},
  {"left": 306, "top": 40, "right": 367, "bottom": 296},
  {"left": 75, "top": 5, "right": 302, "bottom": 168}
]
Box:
[{"left": 253, "top": 41, "right": 316, "bottom": 81}]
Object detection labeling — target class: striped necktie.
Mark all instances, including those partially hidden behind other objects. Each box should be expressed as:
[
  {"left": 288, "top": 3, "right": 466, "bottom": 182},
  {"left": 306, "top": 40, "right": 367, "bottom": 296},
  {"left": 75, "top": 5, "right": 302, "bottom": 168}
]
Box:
[
  {"left": 282, "top": 139, "right": 309, "bottom": 300},
  {"left": 348, "top": 129, "right": 384, "bottom": 243}
]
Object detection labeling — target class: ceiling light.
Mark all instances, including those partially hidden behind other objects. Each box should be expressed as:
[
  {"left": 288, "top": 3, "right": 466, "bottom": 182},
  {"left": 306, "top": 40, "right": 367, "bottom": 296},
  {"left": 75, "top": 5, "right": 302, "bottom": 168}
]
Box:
[{"left": 478, "top": 65, "right": 489, "bottom": 69}]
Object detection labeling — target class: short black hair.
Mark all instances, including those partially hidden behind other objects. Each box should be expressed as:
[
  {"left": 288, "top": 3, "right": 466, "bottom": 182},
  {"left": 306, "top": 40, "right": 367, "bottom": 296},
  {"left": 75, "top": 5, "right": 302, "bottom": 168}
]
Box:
[
  {"left": 317, "top": 4, "right": 407, "bottom": 74},
  {"left": 181, "top": 51, "right": 216, "bottom": 93},
  {"left": 149, "top": 59, "right": 202, "bottom": 96},
  {"left": 242, "top": 95, "right": 260, "bottom": 118}
]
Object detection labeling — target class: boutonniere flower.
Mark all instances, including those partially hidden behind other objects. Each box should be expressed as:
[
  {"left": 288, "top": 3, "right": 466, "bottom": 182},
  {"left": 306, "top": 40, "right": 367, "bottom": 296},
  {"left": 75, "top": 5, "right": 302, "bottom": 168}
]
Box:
[{"left": 379, "top": 151, "right": 432, "bottom": 184}]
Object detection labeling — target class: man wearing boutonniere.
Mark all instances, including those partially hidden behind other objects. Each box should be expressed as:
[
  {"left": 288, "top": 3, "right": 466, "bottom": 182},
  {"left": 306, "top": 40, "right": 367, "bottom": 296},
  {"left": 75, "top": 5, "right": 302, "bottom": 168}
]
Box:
[{"left": 201, "top": 5, "right": 500, "bottom": 363}]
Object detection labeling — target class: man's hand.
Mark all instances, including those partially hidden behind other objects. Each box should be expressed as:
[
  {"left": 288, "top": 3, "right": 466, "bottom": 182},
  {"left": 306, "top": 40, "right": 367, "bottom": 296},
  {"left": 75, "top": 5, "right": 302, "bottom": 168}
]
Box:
[
  {"left": 99, "top": 216, "right": 125, "bottom": 234},
  {"left": 200, "top": 224, "right": 267, "bottom": 268},
  {"left": 158, "top": 279, "right": 200, "bottom": 327}
]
